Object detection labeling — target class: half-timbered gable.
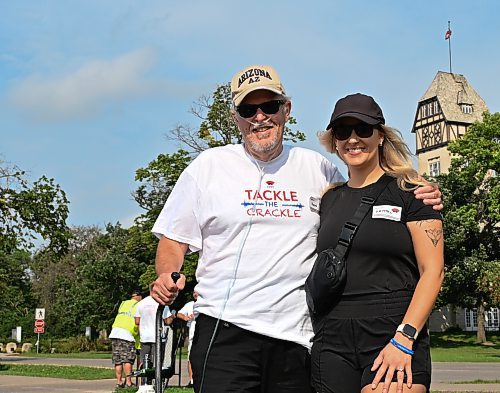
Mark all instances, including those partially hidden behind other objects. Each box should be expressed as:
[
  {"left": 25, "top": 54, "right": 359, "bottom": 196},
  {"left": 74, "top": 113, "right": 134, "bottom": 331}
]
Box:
[{"left": 412, "top": 71, "right": 488, "bottom": 176}]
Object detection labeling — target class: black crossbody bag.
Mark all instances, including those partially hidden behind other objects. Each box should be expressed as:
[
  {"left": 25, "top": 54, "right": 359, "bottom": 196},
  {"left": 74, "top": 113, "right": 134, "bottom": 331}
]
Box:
[{"left": 305, "top": 175, "right": 393, "bottom": 316}]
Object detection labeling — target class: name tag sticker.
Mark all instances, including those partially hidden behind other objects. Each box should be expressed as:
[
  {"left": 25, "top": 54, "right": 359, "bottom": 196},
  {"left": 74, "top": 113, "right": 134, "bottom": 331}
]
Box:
[
  {"left": 309, "top": 197, "right": 320, "bottom": 213},
  {"left": 372, "top": 205, "right": 402, "bottom": 221}
]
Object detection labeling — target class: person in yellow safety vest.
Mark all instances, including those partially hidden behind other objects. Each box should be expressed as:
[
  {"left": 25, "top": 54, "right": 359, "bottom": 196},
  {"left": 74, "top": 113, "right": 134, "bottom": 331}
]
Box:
[{"left": 109, "top": 289, "right": 143, "bottom": 389}]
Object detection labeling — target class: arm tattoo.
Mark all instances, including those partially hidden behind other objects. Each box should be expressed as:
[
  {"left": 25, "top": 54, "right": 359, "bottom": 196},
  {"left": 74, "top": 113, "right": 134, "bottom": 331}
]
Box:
[
  {"left": 425, "top": 228, "right": 443, "bottom": 247},
  {"left": 416, "top": 219, "right": 442, "bottom": 247}
]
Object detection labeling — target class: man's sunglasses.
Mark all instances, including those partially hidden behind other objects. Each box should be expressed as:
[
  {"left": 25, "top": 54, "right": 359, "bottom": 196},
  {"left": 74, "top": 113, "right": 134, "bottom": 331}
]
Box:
[
  {"left": 236, "top": 100, "right": 285, "bottom": 118},
  {"left": 332, "top": 124, "right": 376, "bottom": 141}
]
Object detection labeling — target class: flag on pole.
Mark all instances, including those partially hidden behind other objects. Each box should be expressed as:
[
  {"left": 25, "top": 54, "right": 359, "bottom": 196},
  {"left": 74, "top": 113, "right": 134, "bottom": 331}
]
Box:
[{"left": 445, "top": 28, "right": 452, "bottom": 40}]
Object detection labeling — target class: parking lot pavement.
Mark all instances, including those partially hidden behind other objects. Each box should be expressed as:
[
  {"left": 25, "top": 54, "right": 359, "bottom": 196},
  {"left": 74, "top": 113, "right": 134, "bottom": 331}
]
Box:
[{"left": 0, "top": 375, "right": 116, "bottom": 393}]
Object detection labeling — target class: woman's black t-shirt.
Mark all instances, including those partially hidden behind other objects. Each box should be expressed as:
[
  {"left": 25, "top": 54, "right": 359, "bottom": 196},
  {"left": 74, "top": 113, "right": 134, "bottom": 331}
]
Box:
[{"left": 317, "top": 174, "right": 442, "bottom": 296}]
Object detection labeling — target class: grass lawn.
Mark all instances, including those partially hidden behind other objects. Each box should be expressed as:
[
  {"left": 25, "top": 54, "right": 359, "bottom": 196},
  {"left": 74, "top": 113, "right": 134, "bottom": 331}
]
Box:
[
  {"left": 430, "top": 331, "right": 500, "bottom": 362},
  {"left": 0, "top": 363, "right": 114, "bottom": 379}
]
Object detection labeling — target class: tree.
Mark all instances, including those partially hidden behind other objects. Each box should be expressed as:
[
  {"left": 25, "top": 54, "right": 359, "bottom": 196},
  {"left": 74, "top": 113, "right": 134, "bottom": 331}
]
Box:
[
  {"left": 133, "top": 150, "right": 192, "bottom": 224},
  {"left": 0, "top": 250, "right": 35, "bottom": 337},
  {"left": 31, "top": 224, "right": 148, "bottom": 337},
  {"left": 0, "top": 160, "right": 70, "bottom": 254},
  {"left": 438, "top": 111, "right": 500, "bottom": 343}
]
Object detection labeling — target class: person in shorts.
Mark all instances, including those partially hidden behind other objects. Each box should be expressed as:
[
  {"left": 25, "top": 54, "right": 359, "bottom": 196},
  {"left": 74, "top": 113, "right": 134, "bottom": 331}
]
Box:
[{"left": 109, "top": 289, "right": 142, "bottom": 388}]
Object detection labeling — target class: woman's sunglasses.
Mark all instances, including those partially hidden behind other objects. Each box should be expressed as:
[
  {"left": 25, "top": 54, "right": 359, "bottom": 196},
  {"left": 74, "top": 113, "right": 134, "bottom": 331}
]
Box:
[
  {"left": 236, "top": 100, "right": 285, "bottom": 118},
  {"left": 332, "top": 124, "right": 376, "bottom": 141}
]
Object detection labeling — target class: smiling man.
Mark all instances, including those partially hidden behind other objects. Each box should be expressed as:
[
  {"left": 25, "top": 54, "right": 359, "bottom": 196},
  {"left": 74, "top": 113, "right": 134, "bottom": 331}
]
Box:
[{"left": 150, "top": 65, "right": 441, "bottom": 393}]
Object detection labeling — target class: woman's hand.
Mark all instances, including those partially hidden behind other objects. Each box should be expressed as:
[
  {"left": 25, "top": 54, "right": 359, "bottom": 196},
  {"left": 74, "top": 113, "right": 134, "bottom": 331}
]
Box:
[{"left": 370, "top": 338, "right": 413, "bottom": 393}]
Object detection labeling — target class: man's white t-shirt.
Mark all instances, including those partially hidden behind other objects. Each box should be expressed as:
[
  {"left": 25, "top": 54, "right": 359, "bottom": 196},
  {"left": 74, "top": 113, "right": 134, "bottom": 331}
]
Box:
[
  {"left": 152, "top": 144, "right": 344, "bottom": 348},
  {"left": 134, "top": 295, "right": 172, "bottom": 343}
]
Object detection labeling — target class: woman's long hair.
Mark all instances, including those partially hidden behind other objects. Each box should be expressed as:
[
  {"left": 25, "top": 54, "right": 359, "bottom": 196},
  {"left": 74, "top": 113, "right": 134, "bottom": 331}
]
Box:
[{"left": 318, "top": 124, "right": 429, "bottom": 190}]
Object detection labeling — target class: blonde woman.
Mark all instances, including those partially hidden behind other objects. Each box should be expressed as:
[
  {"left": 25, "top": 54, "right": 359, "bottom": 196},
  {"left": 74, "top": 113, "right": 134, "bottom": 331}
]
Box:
[{"left": 311, "top": 94, "right": 444, "bottom": 393}]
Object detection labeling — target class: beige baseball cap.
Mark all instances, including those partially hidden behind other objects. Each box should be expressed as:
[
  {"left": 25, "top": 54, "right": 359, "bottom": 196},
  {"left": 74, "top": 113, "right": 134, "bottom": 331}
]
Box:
[{"left": 231, "top": 65, "right": 286, "bottom": 106}]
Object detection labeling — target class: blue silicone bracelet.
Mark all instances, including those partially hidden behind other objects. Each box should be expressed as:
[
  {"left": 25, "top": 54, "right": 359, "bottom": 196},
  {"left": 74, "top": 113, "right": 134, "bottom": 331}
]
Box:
[{"left": 390, "top": 338, "right": 415, "bottom": 356}]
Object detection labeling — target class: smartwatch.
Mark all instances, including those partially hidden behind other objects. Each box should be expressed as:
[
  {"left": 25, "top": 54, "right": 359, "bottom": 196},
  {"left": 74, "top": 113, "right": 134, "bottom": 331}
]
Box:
[{"left": 397, "top": 323, "right": 418, "bottom": 340}]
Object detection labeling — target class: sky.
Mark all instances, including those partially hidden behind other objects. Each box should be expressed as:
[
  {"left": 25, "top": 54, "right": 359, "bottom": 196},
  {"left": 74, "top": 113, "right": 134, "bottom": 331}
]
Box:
[{"left": 1, "top": 1, "right": 499, "bottom": 229}]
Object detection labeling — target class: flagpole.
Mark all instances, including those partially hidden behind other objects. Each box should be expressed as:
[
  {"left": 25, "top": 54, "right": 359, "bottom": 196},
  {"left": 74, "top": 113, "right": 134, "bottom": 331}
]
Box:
[{"left": 447, "top": 21, "right": 452, "bottom": 74}]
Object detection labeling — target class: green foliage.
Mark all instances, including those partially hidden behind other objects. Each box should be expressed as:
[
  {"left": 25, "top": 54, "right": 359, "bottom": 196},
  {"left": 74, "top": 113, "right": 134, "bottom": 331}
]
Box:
[
  {"left": 30, "top": 225, "right": 148, "bottom": 337},
  {"left": 49, "top": 336, "right": 111, "bottom": 353},
  {"left": 0, "top": 162, "right": 70, "bottom": 254},
  {"left": 437, "top": 112, "right": 500, "bottom": 311},
  {"left": 0, "top": 250, "right": 36, "bottom": 336},
  {"left": 134, "top": 150, "right": 192, "bottom": 217},
  {"left": 199, "top": 83, "right": 241, "bottom": 148}
]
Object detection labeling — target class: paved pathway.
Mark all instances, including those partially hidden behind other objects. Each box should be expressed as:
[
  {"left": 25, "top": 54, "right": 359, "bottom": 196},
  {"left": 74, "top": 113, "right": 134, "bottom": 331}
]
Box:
[
  {"left": 0, "top": 353, "right": 189, "bottom": 392},
  {"left": 1, "top": 354, "right": 499, "bottom": 392}
]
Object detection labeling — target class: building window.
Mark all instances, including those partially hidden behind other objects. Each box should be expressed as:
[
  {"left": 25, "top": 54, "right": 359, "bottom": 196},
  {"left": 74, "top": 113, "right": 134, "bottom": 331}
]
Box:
[
  {"left": 421, "top": 102, "right": 439, "bottom": 118},
  {"left": 464, "top": 308, "right": 500, "bottom": 331},
  {"left": 422, "top": 105, "right": 428, "bottom": 118},
  {"left": 429, "top": 161, "right": 441, "bottom": 177},
  {"left": 486, "top": 308, "right": 499, "bottom": 330},
  {"left": 461, "top": 104, "right": 473, "bottom": 114},
  {"left": 465, "top": 310, "right": 472, "bottom": 330}
]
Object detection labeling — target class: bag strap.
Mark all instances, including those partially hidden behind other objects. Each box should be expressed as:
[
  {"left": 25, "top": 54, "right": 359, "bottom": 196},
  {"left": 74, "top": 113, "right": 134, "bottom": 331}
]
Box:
[{"left": 334, "top": 175, "right": 393, "bottom": 257}]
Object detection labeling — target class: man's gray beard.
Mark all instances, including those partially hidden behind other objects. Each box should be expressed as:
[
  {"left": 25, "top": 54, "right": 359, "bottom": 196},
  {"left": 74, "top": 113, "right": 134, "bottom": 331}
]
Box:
[{"left": 246, "top": 133, "right": 281, "bottom": 155}]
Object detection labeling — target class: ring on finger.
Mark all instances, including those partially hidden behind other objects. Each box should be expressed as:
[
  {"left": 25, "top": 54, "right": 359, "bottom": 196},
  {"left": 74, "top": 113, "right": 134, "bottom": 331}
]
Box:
[{"left": 397, "top": 368, "right": 404, "bottom": 372}]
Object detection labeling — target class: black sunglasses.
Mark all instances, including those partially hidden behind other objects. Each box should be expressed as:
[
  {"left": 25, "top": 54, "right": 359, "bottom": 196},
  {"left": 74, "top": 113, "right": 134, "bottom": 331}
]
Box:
[
  {"left": 332, "top": 124, "right": 375, "bottom": 141},
  {"left": 236, "top": 100, "right": 285, "bottom": 118}
]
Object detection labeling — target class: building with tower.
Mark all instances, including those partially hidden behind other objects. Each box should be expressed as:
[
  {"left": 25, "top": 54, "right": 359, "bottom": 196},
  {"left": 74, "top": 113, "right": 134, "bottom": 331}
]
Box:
[
  {"left": 411, "top": 71, "right": 488, "bottom": 177},
  {"left": 413, "top": 71, "right": 498, "bottom": 333}
]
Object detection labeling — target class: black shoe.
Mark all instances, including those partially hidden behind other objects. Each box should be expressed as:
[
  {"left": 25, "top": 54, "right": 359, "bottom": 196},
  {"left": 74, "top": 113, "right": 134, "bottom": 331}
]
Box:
[{"left": 185, "top": 382, "right": 194, "bottom": 387}]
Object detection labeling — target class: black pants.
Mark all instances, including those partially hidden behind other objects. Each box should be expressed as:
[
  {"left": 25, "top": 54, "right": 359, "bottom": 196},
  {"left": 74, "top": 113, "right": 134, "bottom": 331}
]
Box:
[
  {"left": 311, "top": 292, "right": 431, "bottom": 393},
  {"left": 190, "top": 314, "right": 314, "bottom": 393}
]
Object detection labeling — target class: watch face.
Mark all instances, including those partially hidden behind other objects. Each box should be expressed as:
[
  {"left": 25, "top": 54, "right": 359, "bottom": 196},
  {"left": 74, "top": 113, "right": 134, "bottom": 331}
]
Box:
[{"left": 403, "top": 324, "right": 417, "bottom": 338}]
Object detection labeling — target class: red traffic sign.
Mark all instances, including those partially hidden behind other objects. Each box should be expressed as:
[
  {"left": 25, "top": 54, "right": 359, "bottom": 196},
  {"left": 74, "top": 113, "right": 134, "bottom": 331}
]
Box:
[
  {"left": 34, "top": 327, "right": 45, "bottom": 333},
  {"left": 35, "top": 319, "right": 45, "bottom": 328}
]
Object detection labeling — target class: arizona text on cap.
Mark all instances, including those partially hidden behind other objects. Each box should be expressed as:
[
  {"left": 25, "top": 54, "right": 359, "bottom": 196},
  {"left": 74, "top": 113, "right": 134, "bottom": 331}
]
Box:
[
  {"left": 327, "top": 93, "right": 385, "bottom": 130},
  {"left": 231, "top": 65, "right": 286, "bottom": 107}
]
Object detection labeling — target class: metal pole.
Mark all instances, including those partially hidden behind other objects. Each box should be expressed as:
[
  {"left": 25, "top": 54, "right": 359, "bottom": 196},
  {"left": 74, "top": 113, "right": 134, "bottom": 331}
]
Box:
[
  {"left": 155, "top": 304, "right": 165, "bottom": 393},
  {"left": 448, "top": 21, "right": 452, "bottom": 74}
]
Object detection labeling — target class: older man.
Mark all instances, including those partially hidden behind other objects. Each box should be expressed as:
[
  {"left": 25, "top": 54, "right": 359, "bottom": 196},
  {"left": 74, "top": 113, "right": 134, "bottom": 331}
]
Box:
[{"left": 151, "top": 65, "right": 441, "bottom": 392}]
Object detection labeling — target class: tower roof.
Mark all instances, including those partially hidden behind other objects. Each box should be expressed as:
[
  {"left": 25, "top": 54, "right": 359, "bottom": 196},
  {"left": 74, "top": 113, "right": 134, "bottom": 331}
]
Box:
[{"left": 420, "top": 71, "right": 488, "bottom": 123}]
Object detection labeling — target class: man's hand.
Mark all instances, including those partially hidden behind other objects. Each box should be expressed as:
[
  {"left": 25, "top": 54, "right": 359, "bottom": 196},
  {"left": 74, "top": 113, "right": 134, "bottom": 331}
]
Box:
[
  {"left": 414, "top": 185, "right": 443, "bottom": 211},
  {"left": 151, "top": 272, "right": 186, "bottom": 305}
]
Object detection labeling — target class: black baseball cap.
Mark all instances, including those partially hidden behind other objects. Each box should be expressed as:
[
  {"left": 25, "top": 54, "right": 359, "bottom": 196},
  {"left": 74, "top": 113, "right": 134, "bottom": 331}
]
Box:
[
  {"left": 131, "top": 289, "right": 142, "bottom": 297},
  {"left": 327, "top": 93, "right": 385, "bottom": 129}
]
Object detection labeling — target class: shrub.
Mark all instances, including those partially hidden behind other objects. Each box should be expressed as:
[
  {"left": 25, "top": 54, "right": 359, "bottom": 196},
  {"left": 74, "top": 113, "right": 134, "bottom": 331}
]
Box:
[{"left": 444, "top": 325, "right": 463, "bottom": 334}]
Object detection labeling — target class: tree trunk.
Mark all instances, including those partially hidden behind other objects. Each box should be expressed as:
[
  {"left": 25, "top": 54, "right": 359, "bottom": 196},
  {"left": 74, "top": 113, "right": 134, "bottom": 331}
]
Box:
[{"left": 476, "top": 303, "right": 487, "bottom": 343}]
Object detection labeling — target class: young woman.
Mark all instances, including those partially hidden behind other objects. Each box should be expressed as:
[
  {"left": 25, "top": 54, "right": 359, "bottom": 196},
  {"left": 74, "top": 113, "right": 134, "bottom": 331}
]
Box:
[{"left": 311, "top": 93, "right": 444, "bottom": 393}]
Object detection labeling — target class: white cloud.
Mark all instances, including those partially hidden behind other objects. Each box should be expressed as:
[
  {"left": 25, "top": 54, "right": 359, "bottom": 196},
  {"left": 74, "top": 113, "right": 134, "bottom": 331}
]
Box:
[{"left": 8, "top": 47, "right": 160, "bottom": 121}]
